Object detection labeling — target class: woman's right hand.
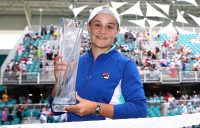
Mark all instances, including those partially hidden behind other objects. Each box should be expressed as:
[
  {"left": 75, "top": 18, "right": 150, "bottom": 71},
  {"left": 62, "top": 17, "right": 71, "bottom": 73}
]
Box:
[
  {"left": 52, "top": 52, "right": 66, "bottom": 97},
  {"left": 54, "top": 52, "right": 67, "bottom": 82},
  {"left": 54, "top": 61, "right": 66, "bottom": 83}
]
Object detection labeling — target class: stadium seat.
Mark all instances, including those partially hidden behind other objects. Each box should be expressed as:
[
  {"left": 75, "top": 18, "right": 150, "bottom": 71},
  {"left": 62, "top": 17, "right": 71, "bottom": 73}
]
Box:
[{"left": 0, "top": 102, "right": 6, "bottom": 109}]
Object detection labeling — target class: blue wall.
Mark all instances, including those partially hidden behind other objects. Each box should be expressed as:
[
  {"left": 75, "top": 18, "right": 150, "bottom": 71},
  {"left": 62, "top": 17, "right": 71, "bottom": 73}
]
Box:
[{"left": 0, "top": 55, "right": 7, "bottom": 67}]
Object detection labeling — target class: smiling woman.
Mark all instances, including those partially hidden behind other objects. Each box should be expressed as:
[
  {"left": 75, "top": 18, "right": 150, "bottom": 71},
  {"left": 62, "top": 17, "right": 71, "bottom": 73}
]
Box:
[
  {"left": 51, "top": 5, "right": 147, "bottom": 122},
  {"left": 87, "top": 13, "right": 120, "bottom": 60}
]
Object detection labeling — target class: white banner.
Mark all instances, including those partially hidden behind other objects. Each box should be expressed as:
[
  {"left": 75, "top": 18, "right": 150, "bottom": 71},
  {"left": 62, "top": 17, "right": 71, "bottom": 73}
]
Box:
[
  {"left": 72, "top": 5, "right": 88, "bottom": 18},
  {"left": 4, "top": 113, "right": 200, "bottom": 128},
  {"left": 176, "top": 9, "right": 188, "bottom": 24},
  {"left": 188, "top": 14, "right": 200, "bottom": 26},
  {"left": 154, "top": 3, "right": 170, "bottom": 15},
  {"left": 177, "top": 0, "right": 198, "bottom": 7},
  {"left": 120, "top": 1, "right": 143, "bottom": 16},
  {"left": 146, "top": 2, "right": 168, "bottom": 19},
  {"left": 110, "top": 1, "right": 127, "bottom": 10}
]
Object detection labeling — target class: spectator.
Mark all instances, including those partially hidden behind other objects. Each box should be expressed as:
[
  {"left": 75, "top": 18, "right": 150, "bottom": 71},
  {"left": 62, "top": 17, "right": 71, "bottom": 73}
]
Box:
[
  {"left": 40, "top": 107, "right": 47, "bottom": 123},
  {"left": 7, "top": 109, "right": 14, "bottom": 125},
  {"left": 2, "top": 93, "right": 8, "bottom": 102},
  {"left": 17, "top": 43, "right": 24, "bottom": 56},
  {"left": 26, "top": 56, "right": 33, "bottom": 65},
  {"left": 53, "top": 28, "right": 59, "bottom": 40},
  {"left": 45, "top": 62, "right": 49, "bottom": 74},
  {"left": 50, "top": 24, "right": 54, "bottom": 36},
  {"left": 16, "top": 105, "right": 24, "bottom": 124},
  {"left": 1, "top": 107, "right": 7, "bottom": 125}
]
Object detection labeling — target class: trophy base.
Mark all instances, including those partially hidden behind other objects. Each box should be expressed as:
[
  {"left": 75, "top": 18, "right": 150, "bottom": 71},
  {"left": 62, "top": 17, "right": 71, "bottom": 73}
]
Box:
[{"left": 52, "top": 104, "right": 75, "bottom": 112}]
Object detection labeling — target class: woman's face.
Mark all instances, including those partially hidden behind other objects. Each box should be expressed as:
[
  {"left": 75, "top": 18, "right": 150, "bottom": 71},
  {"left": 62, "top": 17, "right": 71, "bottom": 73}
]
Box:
[{"left": 87, "top": 13, "right": 120, "bottom": 51}]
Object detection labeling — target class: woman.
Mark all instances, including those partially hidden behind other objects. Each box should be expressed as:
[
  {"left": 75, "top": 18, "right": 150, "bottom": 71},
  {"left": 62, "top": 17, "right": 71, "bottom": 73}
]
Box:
[
  {"left": 7, "top": 109, "right": 14, "bottom": 125},
  {"left": 51, "top": 5, "right": 147, "bottom": 121},
  {"left": 16, "top": 105, "right": 23, "bottom": 124}
]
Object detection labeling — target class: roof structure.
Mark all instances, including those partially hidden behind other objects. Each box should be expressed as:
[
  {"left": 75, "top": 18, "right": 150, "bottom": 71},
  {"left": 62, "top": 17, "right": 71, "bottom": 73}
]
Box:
[{"left": 0, "top": 0, "right": 200, "bottom": 27}]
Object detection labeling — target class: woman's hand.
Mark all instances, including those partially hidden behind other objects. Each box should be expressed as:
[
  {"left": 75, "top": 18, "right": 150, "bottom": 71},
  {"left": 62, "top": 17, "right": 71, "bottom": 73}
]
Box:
[
  {"left": 65, "top": 94, "right": 97, "bottom": 117},
  {"left": 54, "top": 53, "right": 66, "bottom": 82},
  {"left": 52, "top": 53, "right": 66, "bottom": 97}
]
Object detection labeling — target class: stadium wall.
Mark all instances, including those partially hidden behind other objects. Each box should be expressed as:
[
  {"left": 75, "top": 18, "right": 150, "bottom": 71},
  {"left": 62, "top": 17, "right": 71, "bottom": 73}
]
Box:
[{"left": 0, "top": 55, "right": 7, "bottom": 67}]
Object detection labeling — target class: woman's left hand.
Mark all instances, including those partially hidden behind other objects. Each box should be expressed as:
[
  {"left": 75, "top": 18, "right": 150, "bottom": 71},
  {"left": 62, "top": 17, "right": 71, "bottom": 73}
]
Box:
[{"left": 64, "top": 94, "right": 97, "bottom": 117}]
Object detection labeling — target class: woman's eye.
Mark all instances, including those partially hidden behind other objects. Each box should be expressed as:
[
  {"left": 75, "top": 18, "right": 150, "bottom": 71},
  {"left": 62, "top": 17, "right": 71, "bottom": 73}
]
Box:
[
  {"left": 94, "top": 24, "right": 101, "bottom": 27},
  {"left": 107, "top": 26, "right": 114, "bottom": 29}
]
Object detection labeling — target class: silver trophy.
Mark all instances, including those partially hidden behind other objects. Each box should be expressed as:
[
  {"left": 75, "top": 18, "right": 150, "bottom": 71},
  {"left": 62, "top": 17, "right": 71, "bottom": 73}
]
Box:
[{"left": 52, "top": 18, "right": 85, "bottom": 112}]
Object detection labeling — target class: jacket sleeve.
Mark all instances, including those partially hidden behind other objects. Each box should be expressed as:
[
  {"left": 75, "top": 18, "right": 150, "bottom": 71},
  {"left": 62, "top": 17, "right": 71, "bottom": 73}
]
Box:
[
  {"left": 113, "top": 60, "right": 147, "bottom": 119},
  {"left": 49, "top": 96, "right": 65, "bottom": 116}
]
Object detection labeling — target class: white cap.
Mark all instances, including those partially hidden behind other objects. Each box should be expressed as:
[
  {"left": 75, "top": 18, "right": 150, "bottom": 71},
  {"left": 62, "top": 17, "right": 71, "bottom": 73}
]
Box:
[{"left": 88, "top": 5, "right": 120, "bottom": 26}]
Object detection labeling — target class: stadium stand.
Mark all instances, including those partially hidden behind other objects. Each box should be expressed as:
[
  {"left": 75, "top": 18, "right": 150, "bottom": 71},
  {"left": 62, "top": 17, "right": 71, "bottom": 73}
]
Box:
[
  {"left": 1, "top": 26, "right": 200, "bottom": 85},
  {"left": 1, "top": 23, "right": 200, "bottom": 126}
]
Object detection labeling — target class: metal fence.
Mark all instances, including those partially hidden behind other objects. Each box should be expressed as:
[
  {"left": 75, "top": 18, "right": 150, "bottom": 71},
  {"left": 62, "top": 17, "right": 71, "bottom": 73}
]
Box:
[{"left": 1, "top": 69, "right": 200, "bottom": 85}]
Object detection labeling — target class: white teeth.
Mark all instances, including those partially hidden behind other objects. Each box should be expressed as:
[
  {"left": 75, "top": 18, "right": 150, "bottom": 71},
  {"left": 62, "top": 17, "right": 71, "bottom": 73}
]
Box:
[{"left": 97, "top": 36, "right": 107, "bottom": 39}]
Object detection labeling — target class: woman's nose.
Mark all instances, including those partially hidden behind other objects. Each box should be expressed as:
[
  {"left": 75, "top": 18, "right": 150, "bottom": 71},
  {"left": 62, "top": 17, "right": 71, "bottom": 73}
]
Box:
[{"left": 99, "top": 26, "right": 106, "bottom": 33}]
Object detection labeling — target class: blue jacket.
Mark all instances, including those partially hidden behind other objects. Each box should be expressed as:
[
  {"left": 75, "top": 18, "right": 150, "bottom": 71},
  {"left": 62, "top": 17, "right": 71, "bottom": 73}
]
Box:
[{"left": 50, "top": 47, "right": 147, "bottom": 121}]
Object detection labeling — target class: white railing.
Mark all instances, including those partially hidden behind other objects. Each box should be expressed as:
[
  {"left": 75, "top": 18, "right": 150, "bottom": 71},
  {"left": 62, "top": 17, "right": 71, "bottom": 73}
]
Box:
[
  {"left": 140, "top": 70, "right": 200, "bottom": 84},
  {"left": 3, "top": 113, "right": 200, "bottom": 128},
  {"left": 1, "top": 70, "right": 200, "bottom": 85},
  {"left": 0, "top": 27, "right": 29, "bottom": 85},
  {"left": 0, "top": 25, "right": 59, "bottom": 85},
  {"left": 122, "top": 26, "right": 200, "bottom": 34}
]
